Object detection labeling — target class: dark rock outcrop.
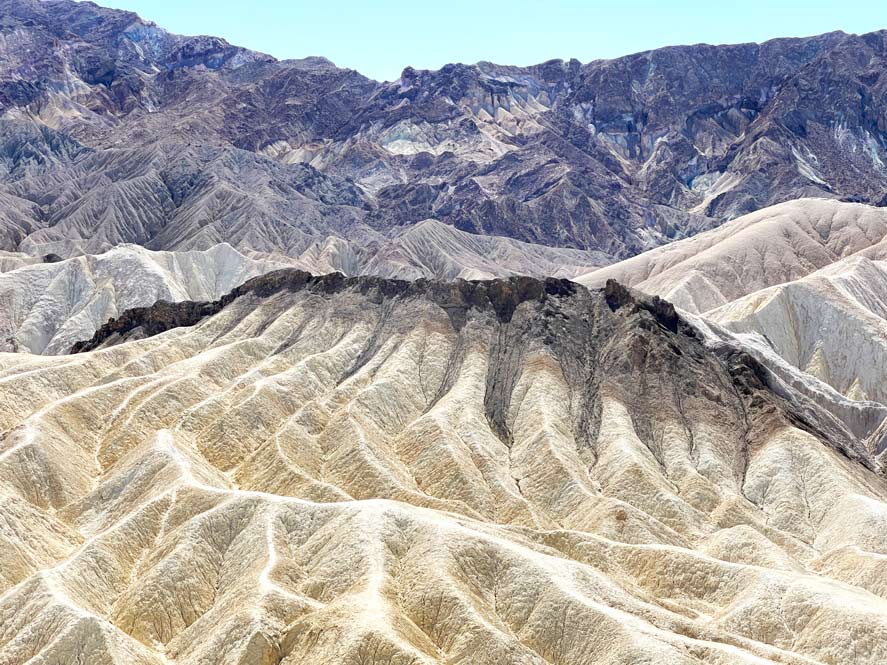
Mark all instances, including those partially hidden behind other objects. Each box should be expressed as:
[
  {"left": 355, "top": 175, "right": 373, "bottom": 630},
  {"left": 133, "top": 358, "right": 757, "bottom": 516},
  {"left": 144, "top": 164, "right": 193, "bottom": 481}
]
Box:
[
  {"left": 70, "top": 270, "right": 882, "bottom": 473},
  {"left": 70, "top": 300, "right": 222, "bottom": 353},
  {"left": 71, "top": 269, "right": 580, "bottom": 349}
]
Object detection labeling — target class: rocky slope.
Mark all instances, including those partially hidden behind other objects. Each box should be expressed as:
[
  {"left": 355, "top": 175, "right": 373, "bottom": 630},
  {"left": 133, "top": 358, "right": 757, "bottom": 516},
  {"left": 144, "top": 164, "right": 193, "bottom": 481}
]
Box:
[
  {"left": 356, "top": 219, "right": 608, "bottom": 280},
  {"left": 1, "top": 272, "right": 886, "bottom": 664},
  {"left": 0, "top": 249, "right": 37, "bottom": 273},
  {"left": 0, "top": 243, "right": 289, "bottom": 354},
  {"left": 707, "top": 255, "right": 887, "bottom": 406},
  {"left": 577, "top": 198, "right": 887, "bottom": 446},
  {"left": 215, "top": 218, "right": 608, "bottom": 282},
  {"left": 1, "top": 0, "right": 887, "bottom": 260},
  {"left": 3, "top": 3, "right": 887, "bottom": 663}
]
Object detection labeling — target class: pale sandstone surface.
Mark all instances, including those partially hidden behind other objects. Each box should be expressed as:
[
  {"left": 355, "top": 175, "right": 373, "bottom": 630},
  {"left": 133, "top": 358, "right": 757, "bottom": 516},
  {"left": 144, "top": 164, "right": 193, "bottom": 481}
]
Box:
[
  {"left": 0, "top": 273, "right": 885, "bottom": 664},
  {"left": 241, "top": 219, "right": 608, "bottom": 282},
  {"left": 707, "top": 255, "right": 887, "bottom": 406}
]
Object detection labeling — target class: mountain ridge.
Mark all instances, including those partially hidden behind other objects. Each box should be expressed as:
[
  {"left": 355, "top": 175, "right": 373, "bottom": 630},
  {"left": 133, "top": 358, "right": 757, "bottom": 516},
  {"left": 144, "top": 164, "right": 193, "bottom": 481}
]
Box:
[
  {"left": 67, "top": 268, "right": 885, "bottom": 471},
  {"left": 2, "top": 0, "right": 886, "bottom": 261},
  {"left": 577, "top": 198, "right": 887, "bottom": 311},
  {"left": 67, "top": 270, "right": 603, "bottom": 353}
]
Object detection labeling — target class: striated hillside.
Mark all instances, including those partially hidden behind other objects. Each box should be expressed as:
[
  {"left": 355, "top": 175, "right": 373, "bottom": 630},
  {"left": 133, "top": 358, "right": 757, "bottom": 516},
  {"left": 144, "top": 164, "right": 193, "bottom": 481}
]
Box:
[
  {"left": 577, "top": 198, "right": 887, "bottom": 312},
  {"left": 708, "top": 255, "right": 887, "bottom": 406},
  {"left": 1, "top": 1, "right": 887, "bottom": 260},
  {"left": 0, "top": 224, "right": 607, "bottom": 358},
  {"left": 228, "top": 218, "right": 608, "bottom": 282},
  {"left": 0, "top": 273, "right": 886, "bottom": 664},
  {"left": 577, "top": 198, "right": 887, "bottom": 451},
  {"left": 357, "top": 219, "right": 608, "bottom": 280}
]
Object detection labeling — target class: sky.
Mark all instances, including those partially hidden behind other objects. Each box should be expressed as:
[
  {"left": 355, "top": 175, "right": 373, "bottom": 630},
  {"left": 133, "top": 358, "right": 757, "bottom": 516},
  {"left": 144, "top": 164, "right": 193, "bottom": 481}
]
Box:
[{"left": 100, "top": 0, "right": 887, "bottom": 81}]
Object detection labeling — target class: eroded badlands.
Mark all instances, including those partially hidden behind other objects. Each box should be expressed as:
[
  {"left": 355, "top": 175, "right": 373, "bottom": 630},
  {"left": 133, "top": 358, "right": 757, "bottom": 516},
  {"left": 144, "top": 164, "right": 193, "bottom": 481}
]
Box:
[{"left": 1, "top": 273, "right": 885, "bottom": 664}]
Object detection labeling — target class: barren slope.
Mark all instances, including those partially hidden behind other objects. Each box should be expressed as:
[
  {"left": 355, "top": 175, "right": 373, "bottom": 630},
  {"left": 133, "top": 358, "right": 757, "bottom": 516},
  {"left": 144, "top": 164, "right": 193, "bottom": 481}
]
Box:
[
  {"left": 0, "top": 228, "right": 606, "bottom": 358},
  {"left": 575, "top": 199, "right": 887, "bottom": 414},
  {"left": 1, "top": 273, "right": 886, "bottom": 664},
  {"left": 577, "top": 199, "right": 887, "bottom": 312},
  {"left": 707, "top": 255, "right": 887, "bottom": 406},
  {"left": 245, "top": 218, "right": 608, "bottom": 281},
  {"left": 361, "top": 219, "right": 608, "bottom": 280}
]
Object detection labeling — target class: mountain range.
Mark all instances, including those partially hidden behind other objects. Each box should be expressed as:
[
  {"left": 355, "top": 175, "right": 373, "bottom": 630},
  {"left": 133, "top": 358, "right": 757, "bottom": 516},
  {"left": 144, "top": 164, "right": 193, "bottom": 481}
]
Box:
[{"left": 1, "top": 0, "right": 887, "bottom": 262}]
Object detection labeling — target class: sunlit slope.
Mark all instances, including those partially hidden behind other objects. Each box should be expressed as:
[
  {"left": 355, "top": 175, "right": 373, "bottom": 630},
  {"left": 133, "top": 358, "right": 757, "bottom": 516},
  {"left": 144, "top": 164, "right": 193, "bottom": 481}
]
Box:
[
  {"left": 0, "top": 244, "right": 288, "bottom": 355},
  {"left": 707, "top": 255, "right": 887, "bottom": 406},
  {"left": 577, "top": 199, "right": 887, "bottom": 313}
]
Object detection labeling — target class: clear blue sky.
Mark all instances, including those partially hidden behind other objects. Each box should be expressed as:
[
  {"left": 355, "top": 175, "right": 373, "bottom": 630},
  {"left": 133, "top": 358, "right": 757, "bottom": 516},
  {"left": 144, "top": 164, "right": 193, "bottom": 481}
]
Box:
[{"left": 100, "top": 0, "right": 887, "bottom": 81}]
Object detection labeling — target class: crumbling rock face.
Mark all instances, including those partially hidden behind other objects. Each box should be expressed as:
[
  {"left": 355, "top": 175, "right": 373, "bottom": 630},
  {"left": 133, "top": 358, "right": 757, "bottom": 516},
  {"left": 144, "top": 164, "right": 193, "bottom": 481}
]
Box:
[
  {"left": 604, "top": 278, "right": 680, "bottom": 332},
  {"left": 3, "top": 273, "right": 886, "bottom": 664},
  {"left": 69, "top": 299, "right": 222, "bottom": 353},
  {"left": 578, "top": 199, "right": 887, "bottom": 454},
  {"left": 72, "top": 270, "right": 582, "bottom": 351}
]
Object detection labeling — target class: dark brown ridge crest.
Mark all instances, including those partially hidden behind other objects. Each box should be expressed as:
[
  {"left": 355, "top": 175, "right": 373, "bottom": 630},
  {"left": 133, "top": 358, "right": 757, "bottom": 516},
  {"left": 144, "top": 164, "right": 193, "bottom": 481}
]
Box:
[{"left": 70, "top": 269, "right": 582, "bottom": 353}]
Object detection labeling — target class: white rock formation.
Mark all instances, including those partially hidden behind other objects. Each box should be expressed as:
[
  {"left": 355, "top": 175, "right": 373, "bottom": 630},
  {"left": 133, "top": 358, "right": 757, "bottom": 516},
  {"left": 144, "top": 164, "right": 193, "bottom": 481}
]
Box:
[
  {"left": 0, "top": 250, "right": 38, "bottom": 273},
  {"left": 707, "top": 255, "right": 887, "bottom": 405},
  {"left": 363, "top": 219, "right": 609, "bottom": 280},
  {"left": 0, "top": 244, "right": 289, "bottom": 355},
  {"left": 254, "top": 219, "right": 607, "bottom": 280}
]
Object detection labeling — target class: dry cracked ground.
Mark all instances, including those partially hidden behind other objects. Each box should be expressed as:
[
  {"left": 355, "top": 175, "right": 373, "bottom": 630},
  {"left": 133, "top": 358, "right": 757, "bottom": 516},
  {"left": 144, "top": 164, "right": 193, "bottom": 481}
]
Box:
[{"left": 1, "top": 271, "right": 886, "bottom": 665}]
